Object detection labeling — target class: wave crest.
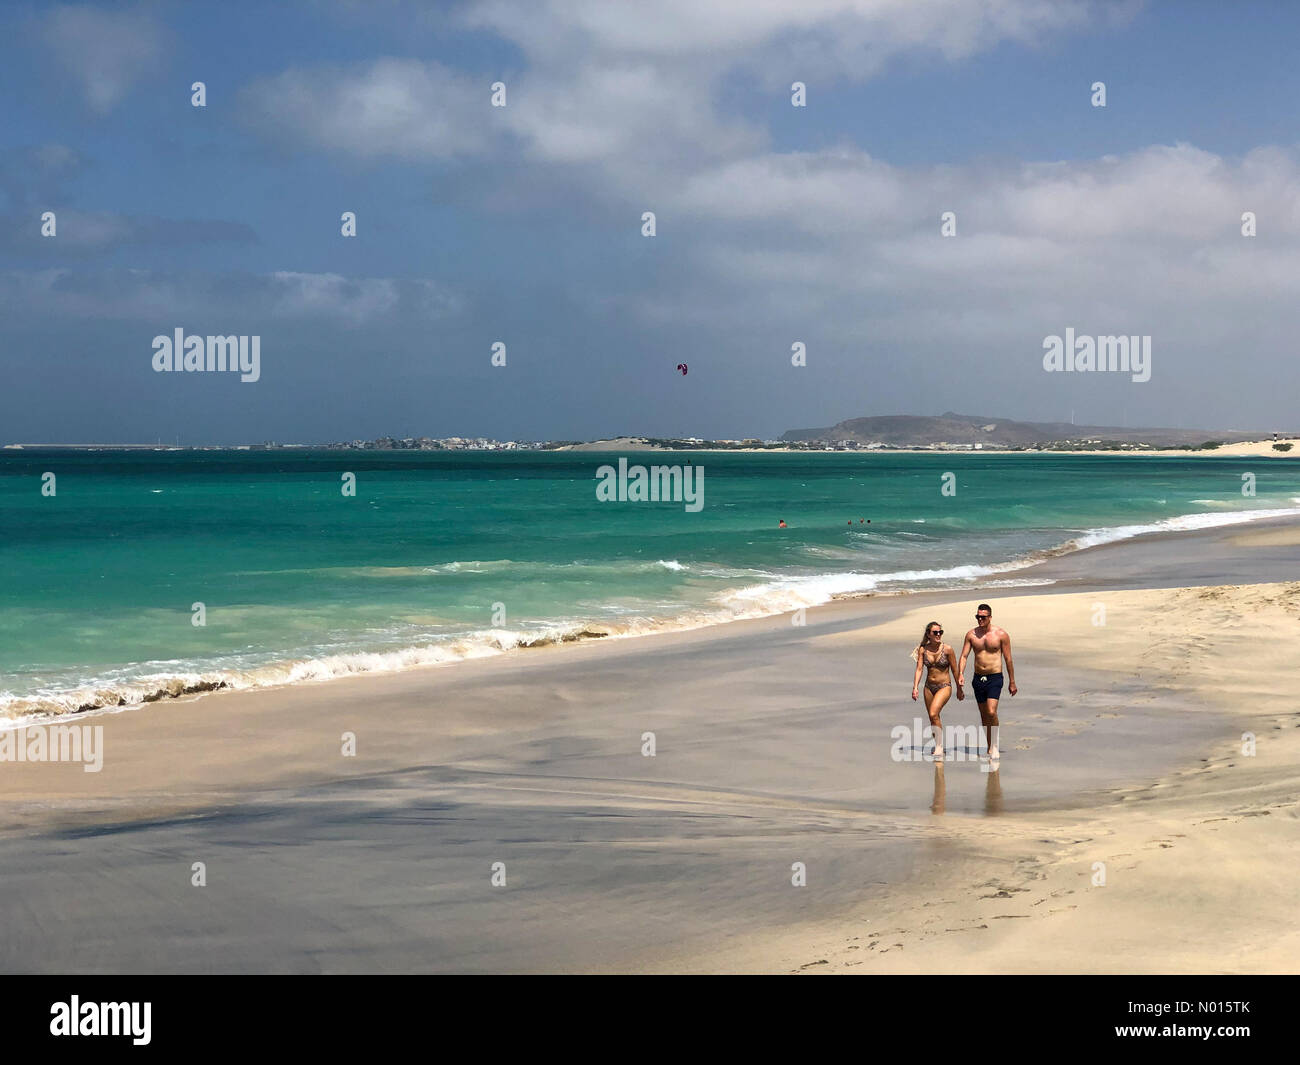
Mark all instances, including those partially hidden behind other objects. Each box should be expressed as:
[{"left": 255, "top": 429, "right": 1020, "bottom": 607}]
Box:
[{"left": 5, "top": 503, "right": 1298, "bottom": 727}]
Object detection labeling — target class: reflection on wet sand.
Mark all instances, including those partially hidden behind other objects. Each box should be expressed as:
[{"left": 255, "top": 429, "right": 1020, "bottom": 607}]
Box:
[
  {"left": 984, "top": 763, "right": 1002, "bottom": 815},
  {"left": 927, "top": 760, "right": 1002, "bottom": 816}
]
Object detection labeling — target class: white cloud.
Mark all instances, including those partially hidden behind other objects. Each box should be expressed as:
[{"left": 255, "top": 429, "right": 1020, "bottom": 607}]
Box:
[
  {"left": 245, "top": 0, "right": 1109, "bottom": 179},
  {"left": 40, "top": 5, "right": 165, "bottom": 113},
  {"left": 617, "top": 140, "right": 1300, "bottom": 388},
  {"left": 241, "top": 58, "right": 495, "bottom": 160},
  {"left": 463, "top": 0, "right": 1100, "bottom": 67},
  {"left": 0, "top": 270, "right": 463, "bottom": 323},
  {"left": 269, "top": 272, "right": 462, "bottom": 322},
  {"left": 669, "top": 142, "right": 1300, "bottom": 252}
]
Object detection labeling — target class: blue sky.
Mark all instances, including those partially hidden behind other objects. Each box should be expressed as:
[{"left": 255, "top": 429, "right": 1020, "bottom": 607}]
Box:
[{"left": 3, "top": 0, "right": 1299, "bottom": 444}]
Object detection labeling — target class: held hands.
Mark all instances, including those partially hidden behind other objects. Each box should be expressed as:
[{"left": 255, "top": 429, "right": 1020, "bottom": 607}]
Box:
[{"left": 956, "top": 687, "right": 965, "bottom": 701}]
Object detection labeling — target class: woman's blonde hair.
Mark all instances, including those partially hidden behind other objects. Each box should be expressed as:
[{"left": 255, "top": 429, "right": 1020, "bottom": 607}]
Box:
[{"left": 910, "top": 621, "right": 944, "bottom": 661}]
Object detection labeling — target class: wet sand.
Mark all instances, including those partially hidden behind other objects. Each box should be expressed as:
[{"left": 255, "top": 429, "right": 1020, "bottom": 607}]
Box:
[{"left": 1, "top": 520, "right": 1297, "bottom": 973}]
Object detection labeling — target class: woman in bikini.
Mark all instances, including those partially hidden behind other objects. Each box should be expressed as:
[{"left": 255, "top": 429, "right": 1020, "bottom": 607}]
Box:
[{"left": 911, "top": 621, "right": 963, "bottom": 761}]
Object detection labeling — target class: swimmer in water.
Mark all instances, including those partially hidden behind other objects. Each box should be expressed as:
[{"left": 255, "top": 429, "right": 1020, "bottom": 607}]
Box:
[{"left": 779, "top": 519, "right": 786, "bottom": 528}]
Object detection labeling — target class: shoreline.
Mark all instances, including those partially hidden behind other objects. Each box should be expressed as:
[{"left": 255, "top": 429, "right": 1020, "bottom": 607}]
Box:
[
  {"left": 7, "top": 503, "right": 1300, "bottom": 728},
  {"left": 1, "top": 534, "right": 1296, "bottom": 970},
  {"left": 558, "top": 439, "right": 1300, "bottom": 458},
  {"left": 8, "top": 441, "right": 1300, "bottom": 457}
]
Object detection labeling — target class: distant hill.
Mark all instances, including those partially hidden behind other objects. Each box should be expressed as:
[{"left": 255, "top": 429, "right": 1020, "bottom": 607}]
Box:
[{"left": 781, "top": 412, "right": 1276, "bottom": 448}]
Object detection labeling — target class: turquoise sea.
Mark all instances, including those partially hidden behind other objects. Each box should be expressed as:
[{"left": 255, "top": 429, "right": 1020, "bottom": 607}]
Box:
[{"left": 2, "top": 448, "right": 1299, "bottom": 720}]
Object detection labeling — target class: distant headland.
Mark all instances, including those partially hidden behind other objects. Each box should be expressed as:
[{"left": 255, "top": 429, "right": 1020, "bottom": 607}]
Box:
[{"left": 5, "top": 412, "right": 1297, "bottom": 455}]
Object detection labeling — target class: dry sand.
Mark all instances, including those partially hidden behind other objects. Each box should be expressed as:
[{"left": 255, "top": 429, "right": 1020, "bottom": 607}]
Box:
[
  {"left": 1062, "top": 439, "right": 1300, "bottom": 458},
  {"left": 1, "top": 525, "right": 1297, "bottom": 973}
]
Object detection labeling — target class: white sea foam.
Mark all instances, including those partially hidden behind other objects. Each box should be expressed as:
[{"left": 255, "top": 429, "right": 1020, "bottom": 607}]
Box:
[
  {"left": 1061, "top": 505, "right": 1300, "bottom": 551},
  {"left": 715, "top": 561, "right": 1025, "bottom": 616},
  {"left": 978, "top": 577, "right": 1058, "bottom": 588},
  {"left": 5, "top": 502, "right": 1297, "bottom": 726}
]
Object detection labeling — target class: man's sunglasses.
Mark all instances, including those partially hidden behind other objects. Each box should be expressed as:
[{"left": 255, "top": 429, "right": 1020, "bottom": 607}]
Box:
[{"left": 975, "top": 614, "right": 990, "bottom": 620}]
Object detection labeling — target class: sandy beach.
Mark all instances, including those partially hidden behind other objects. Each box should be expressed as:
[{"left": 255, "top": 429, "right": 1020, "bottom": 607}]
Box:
[{"left": 1, "top": 519, "right": 1297, "bottom": 973}]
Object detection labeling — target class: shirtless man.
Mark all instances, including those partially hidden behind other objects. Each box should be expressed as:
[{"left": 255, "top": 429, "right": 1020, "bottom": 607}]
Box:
[{"left": 957, "top": 603, "right": 1017, "bottom": 760}]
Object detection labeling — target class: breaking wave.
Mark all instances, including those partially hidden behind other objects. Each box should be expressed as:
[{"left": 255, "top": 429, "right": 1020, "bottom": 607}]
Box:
[{"left": 5, "top": 503, "right": 1298, "bottom": 727}]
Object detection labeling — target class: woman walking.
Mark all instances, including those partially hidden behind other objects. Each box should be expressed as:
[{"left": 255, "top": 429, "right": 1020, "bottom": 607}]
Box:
[{"left": 911, "top": 621, "right": 963, "bottom": 761}]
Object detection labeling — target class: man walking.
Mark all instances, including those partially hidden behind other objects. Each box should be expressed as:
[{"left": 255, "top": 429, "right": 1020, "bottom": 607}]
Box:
[{"left": 958, "top": 603, "right": 1016, "bottom": 761}]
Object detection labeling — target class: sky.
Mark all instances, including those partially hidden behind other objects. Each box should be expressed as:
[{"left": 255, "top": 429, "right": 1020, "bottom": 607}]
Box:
[{"left": 2, "top": 0, "right": 1298, "bottom": 444}]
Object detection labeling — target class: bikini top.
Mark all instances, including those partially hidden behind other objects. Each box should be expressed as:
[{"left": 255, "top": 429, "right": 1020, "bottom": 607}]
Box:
[{"left": 924, "top": 648, "right": 949, "bottom": 669}]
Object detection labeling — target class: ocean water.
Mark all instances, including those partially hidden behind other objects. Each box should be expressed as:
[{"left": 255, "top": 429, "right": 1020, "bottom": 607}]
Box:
[{"left": 2, "top": 448, "right": 1298, "bottom": 720}]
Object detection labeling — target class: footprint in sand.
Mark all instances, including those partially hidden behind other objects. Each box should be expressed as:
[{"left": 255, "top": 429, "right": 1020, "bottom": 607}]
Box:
[
  {"left": 1031, "top": 888, "right": 1073, "bottom": 906},
  {"left": 982, "top": 888, "right": 1031, "bottom": 899}
]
